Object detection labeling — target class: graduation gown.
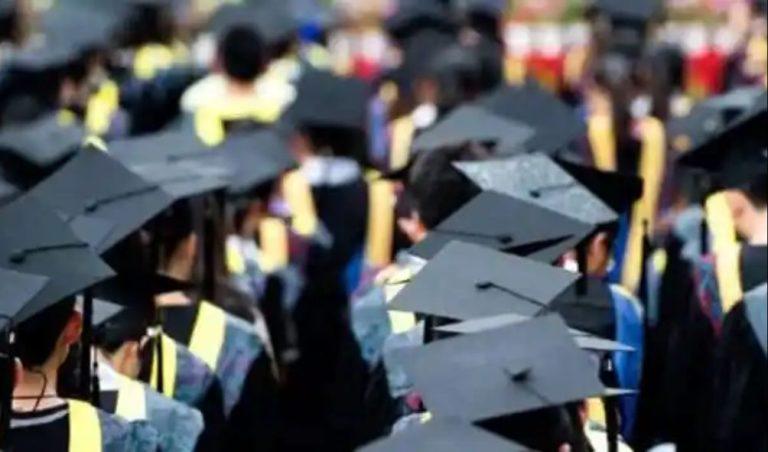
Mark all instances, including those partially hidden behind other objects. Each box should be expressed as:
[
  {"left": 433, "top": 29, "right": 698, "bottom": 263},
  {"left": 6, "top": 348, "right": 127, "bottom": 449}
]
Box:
[
  {"left": 98, "top": 362, "right": 204, "bottom": 452},
  {"left": 702, "top": 284, "right": 767, "bottom": 452},
  {"left": 141, "top": 334, "right": 225, "bottom": 452},
  {"left": 9, "top": 399, "right": 159, "bottom": 452},
  {"left": 161, "top": 301, "right": 268, "bottom": 415}
]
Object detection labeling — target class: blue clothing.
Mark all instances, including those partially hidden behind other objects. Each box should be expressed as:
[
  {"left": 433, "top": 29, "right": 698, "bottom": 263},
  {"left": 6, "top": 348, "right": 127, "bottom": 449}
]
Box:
[{"left": 610, "top": 285, "right": 644, "bottom": 440}]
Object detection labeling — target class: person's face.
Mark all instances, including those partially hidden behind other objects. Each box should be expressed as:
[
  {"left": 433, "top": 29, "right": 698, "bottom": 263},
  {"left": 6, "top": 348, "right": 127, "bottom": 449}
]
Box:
[{"left": 397, "top": 209, "right": 428, "bottom": 244}]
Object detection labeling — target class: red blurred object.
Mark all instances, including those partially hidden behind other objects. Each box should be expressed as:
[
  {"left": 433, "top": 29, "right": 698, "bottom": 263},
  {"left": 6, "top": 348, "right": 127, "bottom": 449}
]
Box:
[
  {"left": 526, "top": 51, "right": 565, "bottom": 92},
  {"left": 352, "top": 57, "right": 380, "bottom": 82},
  {"left": 685, "top": 47, "right": 726, "bottom": 98}
]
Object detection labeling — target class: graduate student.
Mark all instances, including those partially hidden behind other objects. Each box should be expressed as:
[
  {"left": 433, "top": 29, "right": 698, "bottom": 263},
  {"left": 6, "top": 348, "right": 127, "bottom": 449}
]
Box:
[{"left": 0, "top": 197, "right": 160, "bottom": 452}]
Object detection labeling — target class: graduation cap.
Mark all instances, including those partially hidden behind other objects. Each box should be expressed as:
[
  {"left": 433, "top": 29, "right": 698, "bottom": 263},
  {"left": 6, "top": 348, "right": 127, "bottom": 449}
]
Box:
[
  {"left": 410, "top": 191, "right": 594, "bottom": 262},
  {"left": 6, "top": 40, "right": 86, "bottom": 73},
  {"left": 41, "top": 4, "right": 121, "bottom": 52},
  {"left": 392, "top": 29, "right": 458, "bottom": 90},
  {"left": 207, "top": 1, "right": 297, "bottom": 45},
  {"left": 666, "top": 104, "right": 725, "bottom": 155},
  {"left": 358, "top": 418, "right": 526, "bottom": 452},
  {"left": 385, "top": 0, "right": 456, "bottom": 41},
  {"left": 478, "top": 82, "right": 586, "bottom": 154},
  {"left": 212, "top": 129, "right": 298, "bottom": 196},
  {"left": 589, "top": 0, "right": 662, "bottom": 57},
  {"left": 392, "top": 314, "right": 605, "bottom": 422},
  {"left": 456, "top": 154, "right": 618, "bottom": 227},
  {"left": 550, "top": 277, "right": 616, "bottom": 340},
  {"left": 744, "top": 284, "right": 767, "bottom": 357},
  {"left": 411, "top": 106, "right": 534, "bottom": 154},
  {"left": 0, "top": 269, "right": 49, "bottom": 329},
  {"left": 0, "top": 196, "right": 115, "bottom": 323},
  {"left": 678, "top": 95, "right": 768, "bottom": 189},
  {"left": 455, "top": 0, "right": 507, "bottom": 17},
  {"left": 0, "top": 113, "right": 85, "bottom": 170},
  {"left": 283, "top": 69, "right": 369, "bottom": 131},
  {"left": 555, "top": 158, "right": 644, "bottom": 217},
  {"left": 590, "top": 0, "right": 661, "bottom": 22},
  {"left": 434, "top": 312, "right": 634, "bottom": 353},
  {"left": 391, "top": 241, "right": 580, "bottom": 320},
  {"left": 26, "top": 147, "right": 176, "bottom": 253}
]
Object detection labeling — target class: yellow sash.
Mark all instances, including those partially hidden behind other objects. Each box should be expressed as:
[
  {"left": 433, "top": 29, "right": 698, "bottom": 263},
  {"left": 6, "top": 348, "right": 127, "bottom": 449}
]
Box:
[
  {"left": 115, "top": 375, "right": 147, "bottom": 422},
  {"left": 622, "top": 117, "right": 666, "bottom": 293},
  {"left": 587, "top": 114, "right": 616, "bottom": 171},
  {"left": 189, "top": 301, "right": 227, "bottom": 371},
  {"left": 195, "top": 100, "right": 282, "bottom": 147},
  {"left": 68, "top": 399, "right": 102, "bottom": 452},
  {"left": 133, "top": 44, "right": 175, "bottom": 80},
  {"left": 150, "top": 334, "right": 178, "bottom": 398},
  {"left": 85, "top": 80, "right": 119, "bottom": 136},
  {"left": 715, "top": 244, "right": 743, "bottom": 314},
  {"left": 705, "top": 192, "right": 738, "bottom": 253},
  {"left": 281, "top": 170, "right": 318, "bottom": 237},
  {"left": 380, "top": 266, "right": 418, "bottom": 334},
  {"left": 389, "top": 116, "right": 415, "bottom": 172},
  {"left": 365, "top": 180, "right": 396, "bottom": 268},
  {"left": 504, "top": 56, "right": 527, "bottom": 86},
  {"left": 226, "top": 240, "right": 247, "bottom": 276},
  {"left": 258, "top": 217, "right": 290, "bottom": 273},
  {"left": 586, "top": 398, "right": 606, "bottom": 426}
]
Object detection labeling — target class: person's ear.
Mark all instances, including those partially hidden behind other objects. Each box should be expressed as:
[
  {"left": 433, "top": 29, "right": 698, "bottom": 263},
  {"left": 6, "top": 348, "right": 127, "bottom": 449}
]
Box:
[
  {"left": 61, "top": 311, "right": 83, "bottom": 347},
  {"left": 397, "top": 210, "right": 427, "bottom": 244}
]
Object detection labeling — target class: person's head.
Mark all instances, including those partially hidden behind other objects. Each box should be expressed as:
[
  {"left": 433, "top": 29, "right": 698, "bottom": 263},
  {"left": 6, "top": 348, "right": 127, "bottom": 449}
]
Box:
[
  {"left": 14, "top": 298, "right": 81, "bottom": 374},
  {"left": 563, "top": 223, "right": 619, "bottom": 278},
  {"left": 153, "top": 200, "right": 198, "bottom": 281},
  {"left": 218, "top": 25, "right": 266, "bottom": 84},
  {"left": 94, "top": 311, "right": 148, "bottom": 379},
  {"left": 722, "top": 174, "right": 768, "bottom": 242},
  {"left": 400, "top": 144, "right": 484, "bottom": 243}
]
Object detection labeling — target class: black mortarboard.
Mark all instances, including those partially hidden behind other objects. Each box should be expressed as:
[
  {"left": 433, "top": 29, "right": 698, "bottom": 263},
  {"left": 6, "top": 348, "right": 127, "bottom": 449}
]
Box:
[
  {"left": 589, "top": 0, "right": 661, "bottom": 57},
  {"left": 391, "top": 241, "right": 579, "bottom": 320},
  {"left": 0, "top": 269, "right": 49, "bottom": 328},
  {"left": 0, "top": 174, "right": 18, "bottom": 204},
  {"left": 0, "top": 197, "right": 114, "bottom": 323},
  {"left": 6, "top": 40, "right": 86, "bottom": 73},
  {"left": 550, "top": 277, "right": 616, "bottom": 340},
  {"left": 456, "top": 154, "right": 617, "bottom": 227},
  {"left": 744, "top": 284, "right": 767, "bottom": 357},
  {"left": 67, "top": 215, "right": 117, "bottom": 251},
  {"left": 213, "top": 129, "right": 298, "bottom": 196},
  {"left": 410, "top": 191, "right": 594, "bottom": 262},
  {"left": 393, "top": 314, "right": 605, "bottom": 421},
  {"left": 478, "top": 82, "right": 586, "bottom": 154},
  {"left": 41, "top": 4, "right": 121, "bottom": 51},
  {"left": 283, "top": 69, "right": 369, "bottom": 131},
  {"left": 435, "top": 312, "right": 634, "bottom": 352},
  {"left": 27, "top": 147, "right": 175, "bottom": 253},
  {"left": 555, "top": 159, "right": 644, "bottom": 217},
  {"left": 92, "top": 298, "right": 125, "bottom": 328},
  {"left": 358, "top": 418, "right": 526, "bottom": 452},
  {"left": 678, "top": 95, "right": 768, "bottom": 189},
  {"left": 666, "top": 104, "right": 725, "bottom": 155},
  {"left": 411, "top": 106, "right": 534, "bottom": 154},
  {"left": 253, "top": 1, "right": 298, "bottom": 46},
  {"left": 456, "top": 0, "right": 507, "bottom": 17},
  {"left": 385, "top": 0, "right": 456, "bottom": 41},
  {"left": 590, "top": 0, "right": 661, "bottom": 22},
  {"left": 0, "top": 113, "right": 85, "bottom": 170}
]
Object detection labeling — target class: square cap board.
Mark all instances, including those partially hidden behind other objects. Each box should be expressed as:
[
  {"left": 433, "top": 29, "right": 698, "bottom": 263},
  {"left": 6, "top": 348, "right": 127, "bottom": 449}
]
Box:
[
  {"left": 391, "top": 241, "right": 580, "bottom": 320},
  {"left": 392, "top": 314, "right": 605, "bottom": 422}
]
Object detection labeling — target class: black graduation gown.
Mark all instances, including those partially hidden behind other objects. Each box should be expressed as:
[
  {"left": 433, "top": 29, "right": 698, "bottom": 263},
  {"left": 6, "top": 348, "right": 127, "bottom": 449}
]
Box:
[
  {"left": 311, "top": 178, "right": 368, "bottom": 272},
  {"left": 702, "top": 296, "right": 767, "bottom": 452}
]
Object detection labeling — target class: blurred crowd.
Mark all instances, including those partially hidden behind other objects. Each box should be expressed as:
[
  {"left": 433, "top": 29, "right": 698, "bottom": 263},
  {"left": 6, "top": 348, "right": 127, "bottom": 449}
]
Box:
[{"left": 0, "top": 0, "right": 765, "bottom": 451}]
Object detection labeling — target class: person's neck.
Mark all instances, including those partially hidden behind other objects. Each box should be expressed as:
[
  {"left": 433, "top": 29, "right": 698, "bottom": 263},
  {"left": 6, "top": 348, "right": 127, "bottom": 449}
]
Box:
[
  {"left": 164, "top": 259, "right": 192, "bottom": 282},
  {"left": 748, "top": 209, "right": 768, "bottom": 245},
  {"left": 225, "top": 78, "right": 256, "bottom": 97},
  {"left": 13, "top": 365, "right": 62, "bottom": 412}
]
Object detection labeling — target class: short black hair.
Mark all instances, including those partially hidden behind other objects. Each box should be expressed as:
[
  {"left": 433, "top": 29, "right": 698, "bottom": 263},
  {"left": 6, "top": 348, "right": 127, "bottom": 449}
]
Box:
[
  {"left": 406, "top": 144, "right": 483, "bottom": 229},
  {"left": 15, "top": 298, "right": 77, "bottom": 369},
  {"left": 744, "top": 174, "right": 768, "bottom": 209},
  {"left": 219, "top": 26, "right": 266, "bottom": 83}
]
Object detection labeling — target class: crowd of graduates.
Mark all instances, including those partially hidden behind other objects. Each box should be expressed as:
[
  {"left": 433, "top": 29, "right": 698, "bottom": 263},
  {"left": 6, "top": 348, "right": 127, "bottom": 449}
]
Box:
[{"left": 0, "top": 0, "right": 765, "bottom": 451}]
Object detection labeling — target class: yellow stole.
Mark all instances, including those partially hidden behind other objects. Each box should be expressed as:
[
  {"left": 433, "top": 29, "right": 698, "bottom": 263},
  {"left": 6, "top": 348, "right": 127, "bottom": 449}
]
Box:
[
  {"left": 189, "top": 301, "right": 227, "bottom": 371},
  {"left": 705, "top": 193, "right": 738, "bottom": 254},
  {"left": 85, "top": 80, "right": 119, "bottom": 137},
  {"left": 115, "top": 375, "right": 147, "bottom": 422},
  {"left": 67, "top": 399, "right": 102, "bottom": 452},
  {"left": 589, "top": 115, "right": 666, "bottom": 292},
  {"left": 281, "top": 170, "right": 318, "bottom": 237},
  {"left": 258, "top": 217, "right": 290, "bottom": 273},
  {"left": 389, "top": 116, "right": 415, "bottom": 172},
  {"left": 365, "top": 180, "right": 396, "bottom": 269},
  {"left": 715, "top": 244, "right": 744, "bottom": 314},
  {"left": 195, "top": 100, "right": 282, "bottom": 147},
  {"left": 150, "top": 334, "right": 178, "bottom": 398}
]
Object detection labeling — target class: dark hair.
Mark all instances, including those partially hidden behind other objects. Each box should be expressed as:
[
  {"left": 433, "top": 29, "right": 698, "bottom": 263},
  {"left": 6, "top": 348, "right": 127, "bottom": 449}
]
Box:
[
  {"left": 119, "top": 3, "right": 174, "bottom": 47},
  {"left": 15, "top": 298, "right": 76, "bottom": 368},
  {"left": 406, "top": 144, "right": 483, "bottom": 229},
  {"left": 219, "top": 26, "right": 266, "bottom": 82},
  {"left": 302, "top": 126, "right": 369, "bottom": 166},
  {"left": 745, "top": 174, "right": 768, "bottom": 209},
  {"left": 480, "top": 403, "right": 590, "bottom": 452},
  {"left": 94, "top": 310, "right": 149, "bottom": 354}
]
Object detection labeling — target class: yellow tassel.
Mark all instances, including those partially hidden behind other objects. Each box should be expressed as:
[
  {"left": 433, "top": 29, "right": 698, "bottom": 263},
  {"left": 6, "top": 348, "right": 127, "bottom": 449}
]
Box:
[
  {"left": 282, "top": 170, "right": 318, "bottom": 237},
  {"left": 587, "top": 114, "right": 616, "bottom": 171}
]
